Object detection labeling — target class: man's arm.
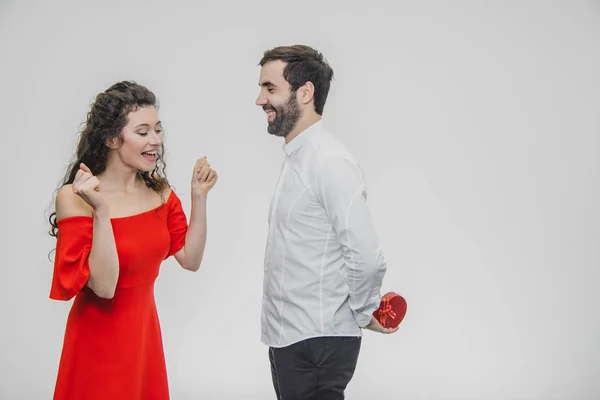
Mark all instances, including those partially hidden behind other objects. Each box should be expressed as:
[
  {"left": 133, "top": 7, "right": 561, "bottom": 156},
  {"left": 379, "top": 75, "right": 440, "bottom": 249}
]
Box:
[{"left": 315, "top": 155, "right": 387, "bottom": 328}]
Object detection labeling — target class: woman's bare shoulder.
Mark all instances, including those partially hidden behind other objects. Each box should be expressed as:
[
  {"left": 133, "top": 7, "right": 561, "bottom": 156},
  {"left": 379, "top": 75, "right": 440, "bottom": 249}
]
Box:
[
  {"left": 55, "top": 184, "right": 93, "bottom": 220},
  {"left": 160, "top": 185, "right": 174, "bottom": 201}
]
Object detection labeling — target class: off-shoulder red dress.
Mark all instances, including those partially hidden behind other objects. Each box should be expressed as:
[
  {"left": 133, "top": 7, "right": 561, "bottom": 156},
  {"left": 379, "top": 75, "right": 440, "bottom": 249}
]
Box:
[{"left": 50, "top": 189, "right": 188, "bottom": 400}]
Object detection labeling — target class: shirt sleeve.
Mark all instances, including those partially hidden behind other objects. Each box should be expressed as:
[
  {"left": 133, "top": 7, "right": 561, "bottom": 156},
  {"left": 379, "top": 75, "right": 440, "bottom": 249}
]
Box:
[
  {"left": 314, "top": 155, "right": 387, "bottom": 328},
  {"left": 166, "top": 190, "right": 188, "bottom": 258},
  {"left": 49, "top": 217, "right": 93, "bottom": 301}
]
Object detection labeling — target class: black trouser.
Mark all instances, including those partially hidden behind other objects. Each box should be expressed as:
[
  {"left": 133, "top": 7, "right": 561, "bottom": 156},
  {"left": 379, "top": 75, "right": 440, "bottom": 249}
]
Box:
[{"left": 269, "top": 336, "right": 361, "bottom": 400}]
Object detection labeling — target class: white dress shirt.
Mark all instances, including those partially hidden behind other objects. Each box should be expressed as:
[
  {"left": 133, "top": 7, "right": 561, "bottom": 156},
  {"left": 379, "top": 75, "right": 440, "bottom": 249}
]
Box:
[{"left": 261, "top": 120, "right": 387, "bottom": 348}]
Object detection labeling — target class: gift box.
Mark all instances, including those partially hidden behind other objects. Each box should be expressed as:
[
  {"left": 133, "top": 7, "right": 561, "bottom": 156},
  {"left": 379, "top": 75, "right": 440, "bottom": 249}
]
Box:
[{"left": 373, "top": 292, "right": 407, "bottom": 329}]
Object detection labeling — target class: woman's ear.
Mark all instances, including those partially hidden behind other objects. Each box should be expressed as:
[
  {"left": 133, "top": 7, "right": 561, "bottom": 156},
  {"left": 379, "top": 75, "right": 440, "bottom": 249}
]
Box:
[{"left": 105, "top": 137, "right": 119, "bottom": 150}]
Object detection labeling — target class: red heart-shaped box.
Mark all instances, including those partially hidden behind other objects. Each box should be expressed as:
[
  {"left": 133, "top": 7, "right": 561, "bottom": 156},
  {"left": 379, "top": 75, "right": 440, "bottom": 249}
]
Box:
[{"left": 373, "top": 292, "right": 407, "bottom": 329}]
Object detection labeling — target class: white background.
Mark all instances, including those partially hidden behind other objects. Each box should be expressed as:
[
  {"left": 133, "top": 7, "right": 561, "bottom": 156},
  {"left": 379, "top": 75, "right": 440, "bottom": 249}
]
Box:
[{"left": 1, "top": 1, "right": 599, "bottom": 399}]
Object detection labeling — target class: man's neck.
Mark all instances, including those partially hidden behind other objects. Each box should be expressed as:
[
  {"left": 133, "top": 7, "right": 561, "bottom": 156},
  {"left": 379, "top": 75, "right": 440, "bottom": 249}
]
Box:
[{"left": 285, "top": 114, "right": 321, "bottom": 144}]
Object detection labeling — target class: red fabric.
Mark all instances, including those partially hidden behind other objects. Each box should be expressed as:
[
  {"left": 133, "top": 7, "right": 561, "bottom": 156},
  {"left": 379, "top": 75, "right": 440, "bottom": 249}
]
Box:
[
  {"left": 50, "top": 217, "right": 92, "bottom": 300},
  {"left": 50, "top": 189, "right": 188, "bottom": 400},
  {"left": 373, "top": 292, "right": 407, "bottom": 329}
]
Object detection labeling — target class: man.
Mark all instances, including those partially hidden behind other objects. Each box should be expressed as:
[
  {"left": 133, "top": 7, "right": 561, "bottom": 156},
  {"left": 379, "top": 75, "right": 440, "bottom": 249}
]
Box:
[{"left": 256, "top": 45, "right": 397, "bottom": 400}]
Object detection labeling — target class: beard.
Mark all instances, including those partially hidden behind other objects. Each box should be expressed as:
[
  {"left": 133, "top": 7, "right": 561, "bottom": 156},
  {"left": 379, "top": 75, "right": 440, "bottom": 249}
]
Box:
[{"left": 264, "top": 92, "right": 301, "bottom": 138}]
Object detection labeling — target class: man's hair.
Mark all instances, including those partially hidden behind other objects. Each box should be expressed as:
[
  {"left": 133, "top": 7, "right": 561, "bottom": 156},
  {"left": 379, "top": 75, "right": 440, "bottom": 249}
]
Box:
[{"left": 259, "top": 45, "right": 334, "bottom": 115}]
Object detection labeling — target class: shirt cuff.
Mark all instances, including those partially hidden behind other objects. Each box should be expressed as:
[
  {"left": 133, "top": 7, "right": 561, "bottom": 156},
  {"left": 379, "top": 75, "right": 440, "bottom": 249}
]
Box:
[
  {"left": 353, "top": 310, "right": 374, "bottom": 328},
  {"left": 353, "top": 292, "right": 383, "bottom": 328}
]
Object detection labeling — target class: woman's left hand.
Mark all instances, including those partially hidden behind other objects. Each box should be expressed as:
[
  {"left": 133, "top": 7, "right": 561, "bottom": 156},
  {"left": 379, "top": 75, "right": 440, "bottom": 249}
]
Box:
[{"left": 191, "top": 156, "right": 218, "bottom": 197}]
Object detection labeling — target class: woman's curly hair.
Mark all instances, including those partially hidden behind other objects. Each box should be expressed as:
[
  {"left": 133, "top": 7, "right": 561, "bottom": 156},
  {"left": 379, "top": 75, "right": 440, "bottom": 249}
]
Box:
[{"left": 48, "top": 81, "right": 169, "bottom": 237}]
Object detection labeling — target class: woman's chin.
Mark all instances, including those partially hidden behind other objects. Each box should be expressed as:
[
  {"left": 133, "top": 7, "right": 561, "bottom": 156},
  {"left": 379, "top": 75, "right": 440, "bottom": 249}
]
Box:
[{"left": 137, "top": 165, "right": 156, "bottom": 173}]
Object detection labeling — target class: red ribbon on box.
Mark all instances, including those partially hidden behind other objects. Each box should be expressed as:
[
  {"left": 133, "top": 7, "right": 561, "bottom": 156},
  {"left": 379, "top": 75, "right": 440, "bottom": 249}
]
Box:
[{"left": 373, "top": 292, "right": 407, "bottom": 329}]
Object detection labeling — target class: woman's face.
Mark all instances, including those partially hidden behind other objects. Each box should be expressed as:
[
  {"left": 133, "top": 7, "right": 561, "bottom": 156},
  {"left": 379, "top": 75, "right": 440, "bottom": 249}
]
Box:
[{"left": 109, "top": 106, "right": 163, "bottom": 172}]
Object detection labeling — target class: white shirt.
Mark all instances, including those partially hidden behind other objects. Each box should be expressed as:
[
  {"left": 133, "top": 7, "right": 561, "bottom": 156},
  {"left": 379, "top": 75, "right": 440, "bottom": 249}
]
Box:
[{"left": 261, "top": 120, "right": 387, "bottom": 348}]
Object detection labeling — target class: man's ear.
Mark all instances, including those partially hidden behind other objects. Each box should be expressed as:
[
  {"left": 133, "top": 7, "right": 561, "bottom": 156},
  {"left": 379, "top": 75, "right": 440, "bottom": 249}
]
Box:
[{"left": 298, "top": 81, "right": 315, "bottom": 105}]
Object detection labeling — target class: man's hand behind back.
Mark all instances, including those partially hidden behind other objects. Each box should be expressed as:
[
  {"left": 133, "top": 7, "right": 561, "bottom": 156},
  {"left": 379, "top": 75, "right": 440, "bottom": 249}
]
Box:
[{"left": 364, "top": 316, "right": 399, "bottom": 334}]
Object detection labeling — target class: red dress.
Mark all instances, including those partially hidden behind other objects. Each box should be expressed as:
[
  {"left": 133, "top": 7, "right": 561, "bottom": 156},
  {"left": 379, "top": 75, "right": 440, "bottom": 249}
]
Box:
[{"left": 50, "top": 190, "right": 188, "bottom": 400}]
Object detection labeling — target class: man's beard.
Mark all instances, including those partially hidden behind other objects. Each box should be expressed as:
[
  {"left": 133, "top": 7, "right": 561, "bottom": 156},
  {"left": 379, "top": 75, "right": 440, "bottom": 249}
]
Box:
[{"left": 264, "top": 93, "right": 301, "bottom": 138}]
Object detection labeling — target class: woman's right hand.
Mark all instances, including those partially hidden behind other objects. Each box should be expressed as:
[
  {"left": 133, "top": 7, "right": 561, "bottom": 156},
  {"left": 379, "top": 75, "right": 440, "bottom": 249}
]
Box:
[{"left": 72, "top": 163, "right": 106, "bottom": 210}]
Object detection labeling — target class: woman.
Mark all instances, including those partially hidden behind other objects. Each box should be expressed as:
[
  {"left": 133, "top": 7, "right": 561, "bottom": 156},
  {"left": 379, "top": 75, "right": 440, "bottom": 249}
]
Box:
[{"left": 47, "top": 81, "right": 217, "bottom": 399}]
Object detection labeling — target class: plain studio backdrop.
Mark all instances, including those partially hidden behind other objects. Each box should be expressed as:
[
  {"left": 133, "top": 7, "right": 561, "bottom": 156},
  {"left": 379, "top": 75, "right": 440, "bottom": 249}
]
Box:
[{"left": 1, "top": 1, "right": 599, "bottom": 399}]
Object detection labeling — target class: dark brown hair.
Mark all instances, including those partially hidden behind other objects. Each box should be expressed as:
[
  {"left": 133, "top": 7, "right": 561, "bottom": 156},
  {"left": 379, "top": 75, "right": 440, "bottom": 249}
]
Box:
[
  {"left": 48, "top": 81, "right": 169, "bottom": 237},
  {"left": 259, "top": 45, "right": 334, "bottom": 115}
]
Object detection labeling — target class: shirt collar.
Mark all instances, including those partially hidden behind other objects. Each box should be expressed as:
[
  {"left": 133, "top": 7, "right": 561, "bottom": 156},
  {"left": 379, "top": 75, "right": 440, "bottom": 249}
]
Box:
[{"left": 283, "top": 120, "right": 324, "bottom": 157}]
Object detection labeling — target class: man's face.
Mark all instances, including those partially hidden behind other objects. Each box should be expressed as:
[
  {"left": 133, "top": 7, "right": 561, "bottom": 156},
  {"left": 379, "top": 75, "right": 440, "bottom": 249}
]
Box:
[{"left": 256, "top": 60, "right": 302, "bottom": 138}]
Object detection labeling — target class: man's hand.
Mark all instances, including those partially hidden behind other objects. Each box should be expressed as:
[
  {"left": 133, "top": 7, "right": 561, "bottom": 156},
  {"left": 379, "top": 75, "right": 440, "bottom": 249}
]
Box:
[{"left": 364, "top": 316, "right": 399, "bottom": 334}]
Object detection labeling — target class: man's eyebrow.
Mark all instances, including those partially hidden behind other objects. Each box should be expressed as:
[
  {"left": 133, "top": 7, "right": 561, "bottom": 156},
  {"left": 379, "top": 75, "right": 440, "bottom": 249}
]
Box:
[{"left": 259, "top": 81, "right": 277, "bottom": 88}]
